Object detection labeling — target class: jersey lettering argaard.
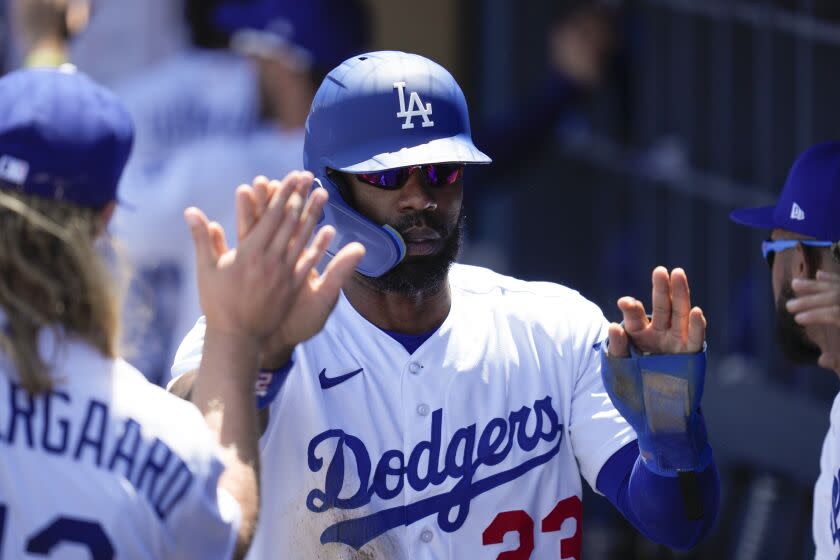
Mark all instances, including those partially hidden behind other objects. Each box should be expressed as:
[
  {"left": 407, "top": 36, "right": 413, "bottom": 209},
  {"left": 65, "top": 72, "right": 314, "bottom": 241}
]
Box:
[
  {"left": 1, "top": 340, "right": 240, "bottom": 559},
  {"left": 1, "top": 381, "right": 194, "bottom": 520}
]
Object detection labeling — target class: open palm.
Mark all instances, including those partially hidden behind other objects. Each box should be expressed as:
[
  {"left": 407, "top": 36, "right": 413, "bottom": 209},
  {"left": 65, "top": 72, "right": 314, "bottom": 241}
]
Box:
[
  {"left": 608, "top": 267, "right": 706, "bottom": 357},
  {"left": 236, "top": 173, "right": 364, "bottom": 367}
]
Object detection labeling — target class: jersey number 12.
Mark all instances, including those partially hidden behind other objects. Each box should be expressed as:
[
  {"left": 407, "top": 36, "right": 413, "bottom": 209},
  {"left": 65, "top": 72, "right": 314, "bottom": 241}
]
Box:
[{"left": 0, "top": 503, "right": 114, "bottom": 559}]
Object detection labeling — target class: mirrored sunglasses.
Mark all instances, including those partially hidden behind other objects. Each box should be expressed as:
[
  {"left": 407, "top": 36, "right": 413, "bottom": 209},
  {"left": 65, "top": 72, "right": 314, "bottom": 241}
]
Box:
[{"left": 353, "top": 163, "right": 465, "bottom": 190}]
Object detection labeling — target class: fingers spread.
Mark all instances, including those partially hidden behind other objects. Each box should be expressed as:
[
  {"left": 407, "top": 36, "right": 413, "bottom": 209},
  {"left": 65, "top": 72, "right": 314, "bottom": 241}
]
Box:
[
  {"left": 253, "top": 176, "right": 270, "bottom": 219},
  {"left": 268, "top": 191, "right": 304, "bottom": 260},
  {"left": 287, "top": 187, "right": 328, "bottom": 264},
  {"left": 650, "top": 266, "right": 671, "bottom": 332},
  {"left": 687, "top": 307, "right": 706, "bottom": 352},
  {"left": 236, "top": 185, "right": 257, "bottom": 242},
  {"left": 669, "top": 268, "right": 691, "bottom": 337},
  {"left": 293, "top": 225, "right": 335, "bottom": 285},
  {"left": 244, "top": 177, "right": 296, "bottom": 252},
  {"left": 607, "top": 323, "right": 629, "bottom": 357},
  {"left": 208, "top": 221, "right": 228, "bottom": 260},
  {"left": 617, "top": 296, "right": 648, "bottom": 333},
  {"left": 295, "top": 171, "right": 315, "bottom": 199},
  {"left": 319, "top": 240, "right": 365, "bottom": 296},
  {"left": 185, "top": 207, "right": 214, "bottom": 268}
]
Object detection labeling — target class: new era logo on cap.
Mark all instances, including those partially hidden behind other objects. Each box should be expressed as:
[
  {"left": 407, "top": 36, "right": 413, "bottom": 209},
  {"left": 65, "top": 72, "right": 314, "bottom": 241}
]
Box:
[
  {"left": 0, "top": 155, "right": 29, "bottom": 185},
  {"left": 730, "top": 141, "right": 840, "bottom": 241},
  {"left": 790, "top": 202, "right": 805, "bottom": 221}
]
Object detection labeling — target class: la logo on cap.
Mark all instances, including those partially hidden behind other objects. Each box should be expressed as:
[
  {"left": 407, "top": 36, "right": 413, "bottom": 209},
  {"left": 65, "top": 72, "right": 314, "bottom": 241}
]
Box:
[
  {"left": 790, "top": 202, "right": 805, "bottom": 221},
  {"left": 394, "top": 81, "right": 434, "bottom": 130}
]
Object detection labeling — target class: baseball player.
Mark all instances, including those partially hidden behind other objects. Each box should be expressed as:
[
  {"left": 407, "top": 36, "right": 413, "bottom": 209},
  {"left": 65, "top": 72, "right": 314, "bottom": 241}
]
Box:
[
  {"left": 119, "top": 0, "right": 371, "bottom": 377},
  {"left": 731, "top": 140, "right": 840, "bottom": 559},
  {"left": 102, "top": 0, "right": 261, "bottom": 386},
  {"left": 171, "top": 50, "right": 720, "bottom": 558},
  {"left": 0, "top": 67, "right": 360, "bottom": 558}
]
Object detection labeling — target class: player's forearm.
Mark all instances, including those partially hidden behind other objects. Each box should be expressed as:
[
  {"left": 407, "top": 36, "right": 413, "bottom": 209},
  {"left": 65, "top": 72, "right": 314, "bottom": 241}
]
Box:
[
  {"left": 261, "top": 343, "right": 294, "bottom": 371},
  {"left": 597, "top": 441, "right": 720, "bottom": 550},
  {"left": 193, "top": 327, "right": 262, "bottom": 560},
  {"left": 625, "top": 456, "right": 720, "bottom": 550}
]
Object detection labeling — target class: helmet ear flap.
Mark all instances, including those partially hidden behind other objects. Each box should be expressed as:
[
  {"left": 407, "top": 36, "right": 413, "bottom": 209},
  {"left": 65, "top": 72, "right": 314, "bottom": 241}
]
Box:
[
  {"left": 324, "top": 170, "right": 354, "bottom": 208},
  {"left": 312, "top": 176, "right": 406, "bottom": 277}
]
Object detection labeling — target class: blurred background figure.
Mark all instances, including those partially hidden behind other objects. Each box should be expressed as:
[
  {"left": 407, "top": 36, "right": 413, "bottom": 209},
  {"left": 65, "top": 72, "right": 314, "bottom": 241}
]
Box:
[
  {"left": 109, "top": 0, "right": 371, "bottom": 387},
  {"left": 69, "top": 0, "right": 186, "bottom": 86},
  {"left": 464, "top": 1, "right": 620, "bottom": 270},
  {"left": 72, "top": 0, "right": 259, "bottom": 386},
  {"left": 10, "top": 0, "right": 90, "bottom": 67}
]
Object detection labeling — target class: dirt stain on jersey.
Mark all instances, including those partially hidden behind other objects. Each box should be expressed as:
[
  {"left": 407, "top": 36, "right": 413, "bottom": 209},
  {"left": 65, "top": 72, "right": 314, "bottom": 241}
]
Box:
[{"left": 287, "top": 481, "right": 404, "bottom": 560}]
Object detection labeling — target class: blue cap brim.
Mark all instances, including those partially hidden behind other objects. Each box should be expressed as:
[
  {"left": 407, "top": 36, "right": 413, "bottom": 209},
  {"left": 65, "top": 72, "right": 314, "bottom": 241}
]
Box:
[
  {"left": 729, "top": 205, "right": 777, "bottom": 230},
  {"left": 332, "top": 133, "right": 491, "bottom": 173}
]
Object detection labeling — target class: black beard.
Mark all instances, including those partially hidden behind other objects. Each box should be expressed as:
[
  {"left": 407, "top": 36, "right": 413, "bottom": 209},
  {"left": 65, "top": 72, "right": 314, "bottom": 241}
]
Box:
[
  {"left": 363, "top": 211, "right": 464, "bottom": 297},
  {"left": 775, "top": 281, "right": 821, "bottom": 364}
]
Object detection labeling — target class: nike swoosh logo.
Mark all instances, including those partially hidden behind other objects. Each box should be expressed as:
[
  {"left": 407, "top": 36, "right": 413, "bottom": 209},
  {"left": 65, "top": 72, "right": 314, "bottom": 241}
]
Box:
[{"left": 318, "top": 368, "right": 364, "bottom": 389}]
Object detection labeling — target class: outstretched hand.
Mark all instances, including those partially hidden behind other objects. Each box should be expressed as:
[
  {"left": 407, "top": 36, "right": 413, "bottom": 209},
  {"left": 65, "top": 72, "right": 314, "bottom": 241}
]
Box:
[
  {"left": 788, "top": 270, "right": 840, "bottom": 372},
  {"left": 186, "top": 171, "right": 364, "bottom": 350},
  {"left": 608, "top": 266, "right": 706, "bottom": 358},
  {"left": 235, "top": 173, "right": 365, "bottom": 367}
]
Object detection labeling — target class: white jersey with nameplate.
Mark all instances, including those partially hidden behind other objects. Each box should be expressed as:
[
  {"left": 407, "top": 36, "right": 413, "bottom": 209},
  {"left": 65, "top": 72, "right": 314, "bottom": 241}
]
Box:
[
  {"left": 172, "top": 263, "right": 636, "bottom": 559},
  {"left": 814, "top": 391, "right": 840, "bottom": 559},
  {"left": 0, "top": 333, "right": 240, "bottom": 559}
]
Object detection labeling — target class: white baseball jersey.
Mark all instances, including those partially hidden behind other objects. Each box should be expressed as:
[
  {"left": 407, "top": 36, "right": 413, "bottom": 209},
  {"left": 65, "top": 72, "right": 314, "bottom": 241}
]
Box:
[
  {"left": 96, "top": 47, "right": 259, "bottom": 387},
  {"left": 814, "top": 391, "right": 840, "bottom": 559},
  {"left": 173, "top": 263, "right": 636, "bottom": 559},
  {"left": 0, "top": 331, "right": 240, "bottom": 559}
]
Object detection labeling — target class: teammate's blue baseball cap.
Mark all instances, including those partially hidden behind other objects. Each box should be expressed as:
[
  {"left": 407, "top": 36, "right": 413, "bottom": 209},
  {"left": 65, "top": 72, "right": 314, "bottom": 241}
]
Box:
[
  {"left": 730, "top": 141, "right": 840, "bottom": 241},
  {"left": 212, "top": 0, "right": 369, "bottom": 72},
  {"left": 0, "top": 66, "right": 134, "bottom": 210}
]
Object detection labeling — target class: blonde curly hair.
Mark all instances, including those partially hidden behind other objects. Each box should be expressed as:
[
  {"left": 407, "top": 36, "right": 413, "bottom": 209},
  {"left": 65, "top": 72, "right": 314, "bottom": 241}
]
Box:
[{"left": 0, "top": 189, "right": 119, "bottom": 394}]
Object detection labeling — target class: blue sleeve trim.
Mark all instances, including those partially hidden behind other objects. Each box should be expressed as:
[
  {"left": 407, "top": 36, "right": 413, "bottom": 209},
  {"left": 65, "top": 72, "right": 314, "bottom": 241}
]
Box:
[
  {"left": 255, "top": 359, "right": 293, "bottom": 409},
  {"left": 596, "top": 441, "right": 720, "bottom": 550}
]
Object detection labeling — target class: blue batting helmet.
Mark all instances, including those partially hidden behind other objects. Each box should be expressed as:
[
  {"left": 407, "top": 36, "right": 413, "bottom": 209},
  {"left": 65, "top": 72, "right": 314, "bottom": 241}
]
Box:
[{"left": 303, "top": 50, "right": 491, "bottom": 277}]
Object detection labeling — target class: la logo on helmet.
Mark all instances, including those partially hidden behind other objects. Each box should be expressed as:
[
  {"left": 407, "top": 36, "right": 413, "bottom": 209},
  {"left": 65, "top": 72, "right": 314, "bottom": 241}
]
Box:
[{"left": 394, "top": 81, "right": 434, "bottom": 130}]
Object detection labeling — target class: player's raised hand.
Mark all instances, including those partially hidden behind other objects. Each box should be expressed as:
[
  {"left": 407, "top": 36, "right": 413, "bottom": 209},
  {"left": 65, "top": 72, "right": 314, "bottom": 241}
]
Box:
[
  {"left": 187, "top": 171, "right": 363, "bottom": 345},
  {"left": 788, "top": 270, "right": 840, "bottom": 372},
  {"left": 234, "top": 172, "right": 365, "bottom": 367},
  {"left": 608, "top": 266, "right": 706, "bottom": 357}
]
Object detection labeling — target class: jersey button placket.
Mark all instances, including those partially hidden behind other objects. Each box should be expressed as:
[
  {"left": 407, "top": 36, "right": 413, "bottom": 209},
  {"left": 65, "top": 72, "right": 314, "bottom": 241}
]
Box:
[
  {"left": 401, "top": 356, "right": 433, "bottom": 553},
  {"left": 401, "top": 359, "right": 428, "bottom": 535}
]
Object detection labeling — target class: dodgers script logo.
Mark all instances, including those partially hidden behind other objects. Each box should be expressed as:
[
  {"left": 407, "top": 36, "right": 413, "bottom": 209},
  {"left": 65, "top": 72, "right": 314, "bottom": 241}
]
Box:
[
  {"left": 305, "top": 395, "right": 563, "bottom": 550},
  {"left": 394, "top": 81, "right": 434, "bottom": 129}
]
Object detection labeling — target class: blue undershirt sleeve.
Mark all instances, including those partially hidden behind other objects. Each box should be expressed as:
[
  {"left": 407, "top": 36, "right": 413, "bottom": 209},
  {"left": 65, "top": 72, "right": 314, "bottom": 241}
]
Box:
[{"left": 595, "top": 440, "right": 720, "bottom": 550}]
